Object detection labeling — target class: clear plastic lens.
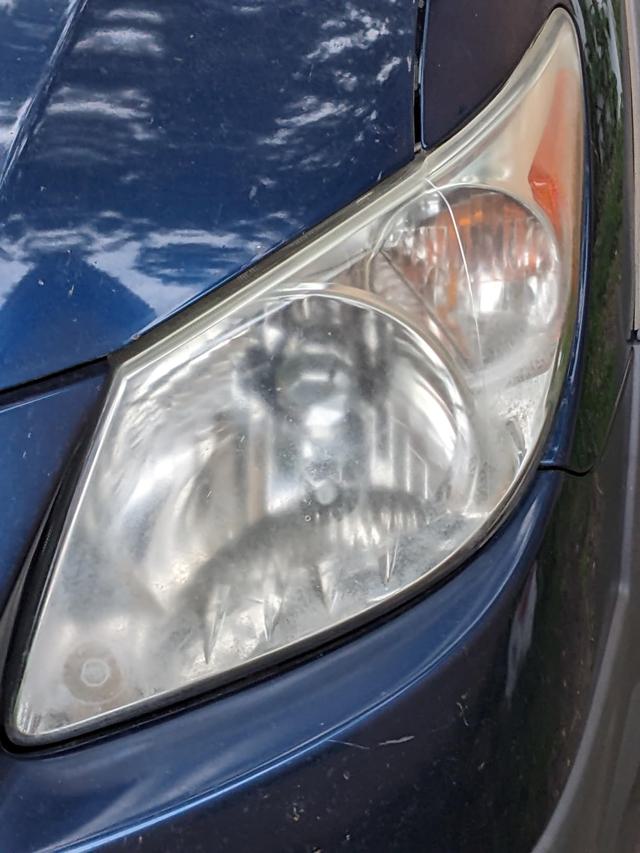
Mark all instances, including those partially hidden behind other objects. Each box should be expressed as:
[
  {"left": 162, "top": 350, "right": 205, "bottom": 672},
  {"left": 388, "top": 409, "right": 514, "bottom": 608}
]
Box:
[{"left": 12, "top": 10, "right": 584, "bottom": 741}]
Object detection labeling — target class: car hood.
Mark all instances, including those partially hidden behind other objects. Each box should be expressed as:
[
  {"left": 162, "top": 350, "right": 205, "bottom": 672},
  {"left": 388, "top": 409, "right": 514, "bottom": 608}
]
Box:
[{"left": 0, "top": 0, "right": 417, "bottom": 391}]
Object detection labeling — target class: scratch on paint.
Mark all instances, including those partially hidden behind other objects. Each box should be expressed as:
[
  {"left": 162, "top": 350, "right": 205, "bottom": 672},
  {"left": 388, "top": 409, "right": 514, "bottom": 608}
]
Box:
[
  {"left": 378, "top": 735, "right": 415, "bottom": 746},
  {"left": 328, "top": 738, "right": 370, "bottom": 751}
]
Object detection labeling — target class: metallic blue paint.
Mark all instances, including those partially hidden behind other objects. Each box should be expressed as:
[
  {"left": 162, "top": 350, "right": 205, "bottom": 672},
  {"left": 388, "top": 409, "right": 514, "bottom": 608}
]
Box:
[
  {"left": 0, "top": 368, "right": 105, "bottom": 611},
  {"left": 0, "top": 0, "right": 418, "bottom": 391},
  {"left": 0, "top": 0, "right": 79, "bottom": 179}
]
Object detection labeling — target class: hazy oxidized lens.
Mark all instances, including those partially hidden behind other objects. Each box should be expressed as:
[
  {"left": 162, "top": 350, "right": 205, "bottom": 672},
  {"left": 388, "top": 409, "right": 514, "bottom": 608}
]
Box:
[{"left": 12, "top": 9, "right": 584, "bottom": 742}]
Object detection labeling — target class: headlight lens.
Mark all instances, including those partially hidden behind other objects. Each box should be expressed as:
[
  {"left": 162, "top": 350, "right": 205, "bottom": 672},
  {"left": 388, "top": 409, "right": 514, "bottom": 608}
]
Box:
[{"left": 11, "top": 9, "right": 584, "bottom": 742}]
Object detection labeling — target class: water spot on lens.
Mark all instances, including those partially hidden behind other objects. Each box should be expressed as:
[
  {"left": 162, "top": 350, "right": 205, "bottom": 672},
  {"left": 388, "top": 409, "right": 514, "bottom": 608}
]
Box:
[{"left": 314, "top": 480, "right": 338, "bottom": 506}]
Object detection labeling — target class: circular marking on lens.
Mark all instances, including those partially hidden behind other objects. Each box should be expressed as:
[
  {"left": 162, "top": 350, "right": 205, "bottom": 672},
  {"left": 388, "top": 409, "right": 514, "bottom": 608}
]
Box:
[
  {"left": 80, "top": 658, "right": 110, "bottom": 688},
  {"left": 63, "top": 642, "right": 122, "bottom": 704}
]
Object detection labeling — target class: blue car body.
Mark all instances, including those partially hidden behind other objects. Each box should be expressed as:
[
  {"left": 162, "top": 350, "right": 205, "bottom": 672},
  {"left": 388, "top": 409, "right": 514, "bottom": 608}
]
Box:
[{"left": 0, "top": 0, "right": 637, "bottom": 850}]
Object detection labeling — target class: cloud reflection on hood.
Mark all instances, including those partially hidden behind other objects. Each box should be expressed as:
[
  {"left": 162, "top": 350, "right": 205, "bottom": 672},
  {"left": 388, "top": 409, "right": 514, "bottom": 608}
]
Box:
[{"left": 0, "top": 0, "right": 417, "bottom": 388}]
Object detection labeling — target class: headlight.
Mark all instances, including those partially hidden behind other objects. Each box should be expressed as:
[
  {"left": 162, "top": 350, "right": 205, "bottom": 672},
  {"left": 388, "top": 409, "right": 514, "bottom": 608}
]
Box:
[{"left": 10, "top": 9, "right": 584, "bottom": 742}]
